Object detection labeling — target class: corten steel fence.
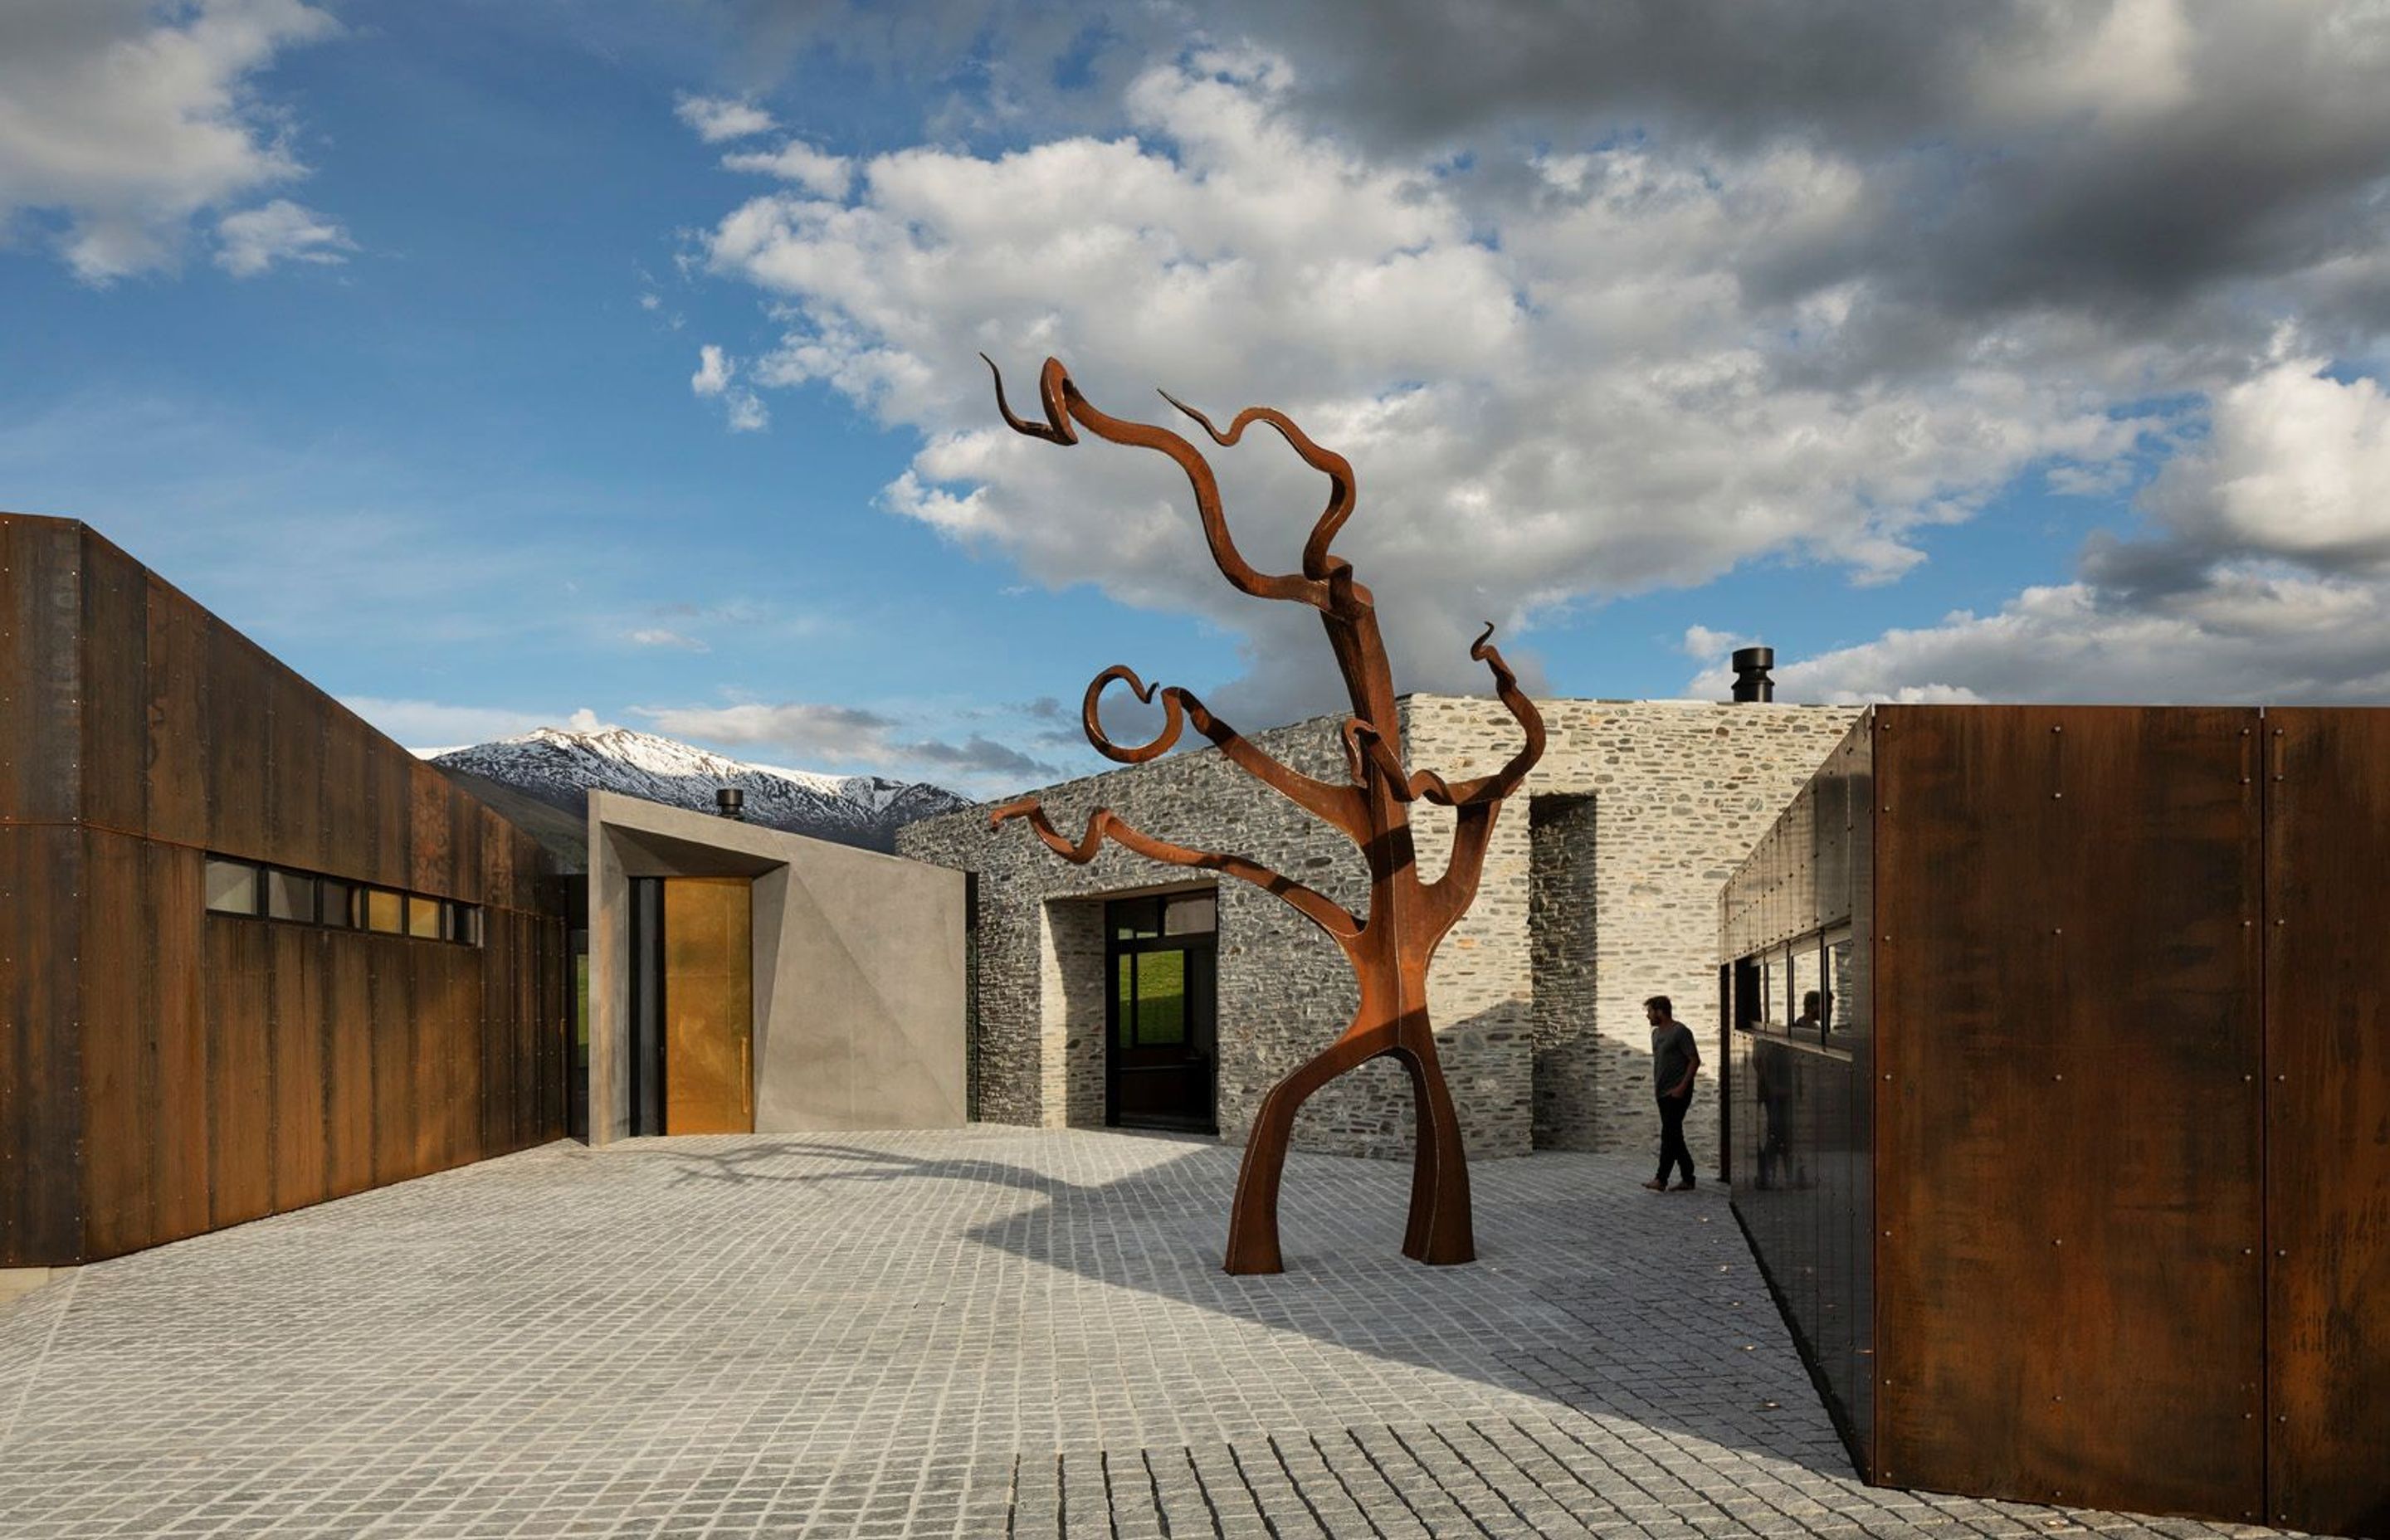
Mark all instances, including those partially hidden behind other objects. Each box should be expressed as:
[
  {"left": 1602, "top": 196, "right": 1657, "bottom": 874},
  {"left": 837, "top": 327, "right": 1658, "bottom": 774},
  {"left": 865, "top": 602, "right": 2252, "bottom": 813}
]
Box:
[{"left": 1722, "top": 704, "right": 2388, "bottom": 1539}]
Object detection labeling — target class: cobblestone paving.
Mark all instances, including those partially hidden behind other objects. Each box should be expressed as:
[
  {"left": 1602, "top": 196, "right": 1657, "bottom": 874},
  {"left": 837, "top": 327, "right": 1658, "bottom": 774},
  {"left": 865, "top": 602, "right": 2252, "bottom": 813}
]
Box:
[{"left": 0, "top": 1130, "right": 2297, "bottom": 1538}]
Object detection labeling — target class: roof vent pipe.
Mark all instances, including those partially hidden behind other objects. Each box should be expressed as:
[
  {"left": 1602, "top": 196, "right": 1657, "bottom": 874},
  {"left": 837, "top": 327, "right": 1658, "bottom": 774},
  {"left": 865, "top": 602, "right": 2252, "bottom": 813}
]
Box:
[
  {"left": 715, "top": 787, "right": 745, "bottom": 820},
  {"left": 1730, "top": 646, "right": 1775, "bottom": 704}
]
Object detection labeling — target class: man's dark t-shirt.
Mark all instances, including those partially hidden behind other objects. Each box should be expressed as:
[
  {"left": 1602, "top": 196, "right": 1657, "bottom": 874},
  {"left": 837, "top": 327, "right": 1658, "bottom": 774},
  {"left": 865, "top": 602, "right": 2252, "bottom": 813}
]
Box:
[{"left": 1651, "top": 1020, "right": 1697, "bottom": 1099}]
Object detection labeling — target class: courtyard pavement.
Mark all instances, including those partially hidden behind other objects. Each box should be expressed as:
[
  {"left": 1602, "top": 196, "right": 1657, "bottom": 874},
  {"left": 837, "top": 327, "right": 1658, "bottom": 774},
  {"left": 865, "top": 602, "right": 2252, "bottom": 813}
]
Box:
[{"left": 0, "top": 1129, "right": 2298, "bottom": 1538}]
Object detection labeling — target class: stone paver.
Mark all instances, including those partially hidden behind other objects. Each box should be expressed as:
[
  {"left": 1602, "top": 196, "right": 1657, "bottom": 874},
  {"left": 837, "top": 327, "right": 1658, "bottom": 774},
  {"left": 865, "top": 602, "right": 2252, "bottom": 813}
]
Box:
[{"left": 0, "top": 1130, "right": 2300, "bottom": 1538}]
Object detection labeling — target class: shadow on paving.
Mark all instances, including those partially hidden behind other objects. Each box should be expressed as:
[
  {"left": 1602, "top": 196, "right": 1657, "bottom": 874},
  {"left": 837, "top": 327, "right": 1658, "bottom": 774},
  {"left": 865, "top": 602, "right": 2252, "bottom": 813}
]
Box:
[{"left": 622, "top": 1131, "right": 1846, "bottom": 1484}]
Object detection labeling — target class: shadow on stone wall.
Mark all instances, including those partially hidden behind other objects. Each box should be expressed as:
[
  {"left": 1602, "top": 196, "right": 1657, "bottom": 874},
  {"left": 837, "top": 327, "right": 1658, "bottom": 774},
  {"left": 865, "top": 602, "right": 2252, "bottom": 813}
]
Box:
[{"left": 1222, "top": 1001, "right": 1534, "bottom": 1162}]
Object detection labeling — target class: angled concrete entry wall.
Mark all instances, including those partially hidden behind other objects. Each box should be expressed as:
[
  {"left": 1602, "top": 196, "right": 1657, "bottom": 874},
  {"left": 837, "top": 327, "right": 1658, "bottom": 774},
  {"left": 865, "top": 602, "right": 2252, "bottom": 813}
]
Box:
[{"left": 586, "top": 791, "right": 966, "bottom": 1143}]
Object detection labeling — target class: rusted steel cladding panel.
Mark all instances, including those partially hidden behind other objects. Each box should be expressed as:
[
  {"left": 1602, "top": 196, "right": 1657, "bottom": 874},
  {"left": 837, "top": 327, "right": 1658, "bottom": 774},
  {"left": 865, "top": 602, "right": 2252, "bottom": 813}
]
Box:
[
  {"left": 323, "top": 941, "right": 374, "bottom": 1199},
  {"left": 0, "top": 824, "right": 85, "bottom": 1266},
  {"left": 1873, "top": 705, "right": 2263, "bottom": 1518},
  {"left": 266, "top": 665, "right": 329, "bottom": 875},
  {"left": 268, "top": 925, "right": 329, "bottom": 1215},
  {"left": 0, "top": 516, "right": 82, "bottom": 825},
  {"left": 79, "top": 829, "right": 154, "bottom": 1260},
  {"left": 78, "top": 530, "right": 148, "bottom": 836},
  {"left": 203, "top": 624, "right": 271, "bottom": 858},
  {"left": 144, "top": 574, "right": 207, "bottom": 848},
  {"left": 203, "top": 916, "right": 276, "bottom": 1230},
  {"left": 2264, "top": 708, "right": 2390, "bottom": 1540},
  {"left": 148, "top": 844, "right": 210, "bottom": 1246},
  {"left": 368, "top": 944, "right": 416, "bottom": 1184}
]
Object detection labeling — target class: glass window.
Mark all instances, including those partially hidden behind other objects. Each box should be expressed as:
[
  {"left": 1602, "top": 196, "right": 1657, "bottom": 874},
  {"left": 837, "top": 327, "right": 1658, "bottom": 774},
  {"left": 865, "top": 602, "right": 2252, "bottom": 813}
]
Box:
[
  {"left": 265, "top": 870, "right": 316, "bottom": 923},
  {"left": 1790, "top": 936, "right": 1824, "bottom": 1036},
  {"left": 407, "top": 895, "right": 441, "bottom": 939},
  {"left": 320, "top": 880, "right": 354, "bottom": 928},
  {"left": 365, "top": 889, "right": 405, "bottom": 933},
  {"left": 1758, "top": 950, "right": 1779, "bottom": 1027},
  {"left": 1115, "top": 954, "right": 1135, "bottom": 1047},
  {"left": 1110, "top": 897, "right": 1160, "bottom": 940},
  {"left": 1135, "top": 948, "right": 1187, "bottom": 1045},
  {"left": 1162, "top": 893, "right": 1217, "bottom": 936},
  {"left": 449, "top": 904, "right": 481, "bottom": 946},
  {"left": 204, "top": 859, "right": 258, "bottom": 915}
]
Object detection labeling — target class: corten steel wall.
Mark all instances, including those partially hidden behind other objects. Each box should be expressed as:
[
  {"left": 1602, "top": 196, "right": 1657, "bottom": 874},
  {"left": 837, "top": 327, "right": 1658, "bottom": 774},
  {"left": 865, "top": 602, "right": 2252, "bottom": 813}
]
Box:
[
  {"left": 1726, "top": 704, "right": 2390, "bottom": 1537},
  {"left": 1721, "top": 715, "right": 1874, "bottom": 1469},
  {"left": 0, "top": 514, "right": 568, "bottom": 1270},
  {"left": 2264, "top": 709, "right": 2390, "bottom": 1539},
  {"left": 1870, "top": 704, "right": 2264, "bottom": 1519}
]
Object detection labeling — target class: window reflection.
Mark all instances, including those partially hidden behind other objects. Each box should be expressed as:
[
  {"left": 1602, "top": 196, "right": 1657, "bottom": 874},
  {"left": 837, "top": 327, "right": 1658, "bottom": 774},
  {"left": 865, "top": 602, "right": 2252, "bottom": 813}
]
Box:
[
  {"left": 1162, "top": 892, "right": 1217, "bottom": 936},
  {"left": 265, "top": 869, "right": 315, "bottom": 923},
  {"left": 204, "top": 859, "right": 258, "bottom": 915}
]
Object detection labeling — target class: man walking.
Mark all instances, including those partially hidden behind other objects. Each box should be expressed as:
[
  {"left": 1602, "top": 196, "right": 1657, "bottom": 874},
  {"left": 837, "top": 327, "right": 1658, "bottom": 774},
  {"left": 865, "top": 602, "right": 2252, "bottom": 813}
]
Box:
[{"left": 1642, "top": 995, "right": 1700, "bottom": 1192}]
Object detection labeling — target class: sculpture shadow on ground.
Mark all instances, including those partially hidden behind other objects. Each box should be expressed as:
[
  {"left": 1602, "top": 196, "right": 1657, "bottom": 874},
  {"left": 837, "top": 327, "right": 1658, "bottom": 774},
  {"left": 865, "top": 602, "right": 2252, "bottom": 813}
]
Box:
[{"left": 620, "top": 1128, "right": 1853, "bottom": 1483}]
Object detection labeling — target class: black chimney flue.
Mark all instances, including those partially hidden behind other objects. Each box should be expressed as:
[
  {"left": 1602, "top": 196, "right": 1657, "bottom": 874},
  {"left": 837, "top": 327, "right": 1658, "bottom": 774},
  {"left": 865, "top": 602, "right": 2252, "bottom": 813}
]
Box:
[
  {"left": 1730, "top": 646, "right": 1775, "bottom": 704},
  {"left": 715, "top": 787, "right": 745, "bottom": 820}
]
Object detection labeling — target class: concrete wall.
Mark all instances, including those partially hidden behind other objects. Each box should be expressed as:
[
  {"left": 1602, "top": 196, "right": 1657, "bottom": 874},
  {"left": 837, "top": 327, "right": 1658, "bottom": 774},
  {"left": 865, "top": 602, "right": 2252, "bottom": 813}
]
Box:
[
  {"left": 900, "top": 696, "right": 1858, "bottom": 1169},
  {"left": 588, "top": 792, "right": 967, "bottom": 1143}
]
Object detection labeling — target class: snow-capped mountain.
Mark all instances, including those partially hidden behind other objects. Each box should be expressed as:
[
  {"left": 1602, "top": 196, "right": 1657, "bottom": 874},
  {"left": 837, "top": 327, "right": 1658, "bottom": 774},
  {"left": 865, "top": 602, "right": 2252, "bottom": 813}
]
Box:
[{"left": 429, "top": 727, "right": 970, "bottom": 852}]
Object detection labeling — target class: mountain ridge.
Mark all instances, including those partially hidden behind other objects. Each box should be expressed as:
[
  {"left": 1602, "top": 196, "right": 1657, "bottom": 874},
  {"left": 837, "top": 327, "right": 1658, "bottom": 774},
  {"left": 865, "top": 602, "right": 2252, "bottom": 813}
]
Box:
[{"left": 429, "top": 725, "right": 971, "bottom": 854}]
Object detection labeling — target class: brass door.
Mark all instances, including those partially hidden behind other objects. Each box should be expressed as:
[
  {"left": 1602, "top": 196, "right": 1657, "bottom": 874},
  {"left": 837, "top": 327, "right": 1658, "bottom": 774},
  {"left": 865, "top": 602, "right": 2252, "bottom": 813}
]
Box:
[{"left": 662, "top": 876, "right": 753, "bottom": 1134}]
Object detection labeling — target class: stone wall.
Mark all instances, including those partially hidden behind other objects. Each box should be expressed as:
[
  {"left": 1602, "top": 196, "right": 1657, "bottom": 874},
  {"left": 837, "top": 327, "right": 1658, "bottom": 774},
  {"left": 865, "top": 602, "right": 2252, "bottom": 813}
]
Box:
[
  {"left": 900, "top": 695, "right": 1857, "bottom": 1170},
  {"left": 898, "top": 714, "right": 1533, "bottom": 1161},
  {"left": 1529, "top": 794, "right": 1599, "bottom": 1148},
  {"left": 1402, "top": 697, "right": 1860, "bottom": 1167}
]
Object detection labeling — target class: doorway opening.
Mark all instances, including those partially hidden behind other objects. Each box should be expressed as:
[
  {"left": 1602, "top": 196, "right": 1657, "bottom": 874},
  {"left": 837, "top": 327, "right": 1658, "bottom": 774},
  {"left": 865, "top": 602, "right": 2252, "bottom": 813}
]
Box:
[{"left": 1105, "top": 890, "right": 1217, "bottom": 1134}]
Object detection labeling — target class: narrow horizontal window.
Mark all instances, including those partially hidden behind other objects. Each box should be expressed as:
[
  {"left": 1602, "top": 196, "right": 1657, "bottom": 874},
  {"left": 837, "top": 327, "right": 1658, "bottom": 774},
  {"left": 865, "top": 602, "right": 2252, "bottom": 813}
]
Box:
[
  {"left": 202, "top": 855, "right": 486, "bottom": 946},
  {"left": 204, "top": 859, "right": 259, "bottom": 916},
  {"left": 265, "top": 870, "right": 316, "bottom": 924}
]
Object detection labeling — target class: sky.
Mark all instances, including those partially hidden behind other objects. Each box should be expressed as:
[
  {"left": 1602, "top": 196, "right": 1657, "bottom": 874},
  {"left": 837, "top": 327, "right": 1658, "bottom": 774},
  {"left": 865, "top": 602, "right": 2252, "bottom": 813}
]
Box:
[{"left": 4, "top": 0, "right": 2389, "bottom": 796}]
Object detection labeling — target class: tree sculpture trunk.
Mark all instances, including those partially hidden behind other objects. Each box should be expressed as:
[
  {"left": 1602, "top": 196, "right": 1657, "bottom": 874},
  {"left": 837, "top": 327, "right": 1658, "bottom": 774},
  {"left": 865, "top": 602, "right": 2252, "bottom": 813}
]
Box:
[{"left": 981, "top": 356, "right": 1545, "bottom": 1274}]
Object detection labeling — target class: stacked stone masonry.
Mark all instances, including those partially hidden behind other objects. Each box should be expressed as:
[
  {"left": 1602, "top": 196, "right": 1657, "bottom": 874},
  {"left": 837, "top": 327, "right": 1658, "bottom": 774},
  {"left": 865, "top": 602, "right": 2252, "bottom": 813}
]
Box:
[{"left": 900, "top": 696, "right": 1857, "bottom": 1170}]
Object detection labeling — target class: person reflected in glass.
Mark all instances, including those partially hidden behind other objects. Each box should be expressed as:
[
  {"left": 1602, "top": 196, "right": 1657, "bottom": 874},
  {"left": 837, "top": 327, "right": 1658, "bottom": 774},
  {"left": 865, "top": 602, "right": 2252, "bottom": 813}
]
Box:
[
  {"left": 1642, "top": 995, "right": 1701, "bottom": 1192},
  {"left": 1793, "top": 990, "right": 1822, "bottom": 1037}
]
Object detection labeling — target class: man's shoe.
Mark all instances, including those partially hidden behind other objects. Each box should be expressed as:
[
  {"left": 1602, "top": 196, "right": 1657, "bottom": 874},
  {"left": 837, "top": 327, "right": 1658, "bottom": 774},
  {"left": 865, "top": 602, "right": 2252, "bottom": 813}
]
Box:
[
  {"left": 1669, "top": 1179, "right": 1696, "bottom": 1192},
  {"left": 1641, "top": 1178, "right": 1668, "bottom": 1191}
]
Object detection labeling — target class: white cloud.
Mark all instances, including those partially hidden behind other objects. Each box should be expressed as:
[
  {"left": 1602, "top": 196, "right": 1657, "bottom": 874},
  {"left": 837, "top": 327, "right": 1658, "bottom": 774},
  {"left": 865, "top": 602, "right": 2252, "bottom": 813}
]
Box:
[
  {"left": 692, "top": 51, "right": 2168, "bottom": 723},
  {"left": 343, "top": 696, "right": 573, "bottom": 751},
  {"left": 721, "top": 140, "right": 851, "bottom": 197},
  {"left": 2142, "top": 354, "right": 2390, "bottom": 567},
  {"left": 627, "top": 626, "right": 710, "bottom": 651},
  {"left": 691, "top": 343, "right": 734, "bottom": 395},
  {"left": 685, "top": 10, "right": 2390, "bottom": 720},
  {"left": 1734, "top": 565, "right": 2390, "bottom": 706},
  {"left": 214, "top": 197, "right": 353, "bottom": 276},
  {"left": 0, "top": 0, "right": 340, "bottom": 283},
  {"left": 637, "top": 700, "right": 1054, "bottom": 783},
  {"left": 675, "top": 92, "right": 775, "bottom": 143},
  {"left": 1746, "top": 357, "right": 2390, "bottom": 706},
  {"left": 690, "top": 343, "right": 768, "bottom": 430}
]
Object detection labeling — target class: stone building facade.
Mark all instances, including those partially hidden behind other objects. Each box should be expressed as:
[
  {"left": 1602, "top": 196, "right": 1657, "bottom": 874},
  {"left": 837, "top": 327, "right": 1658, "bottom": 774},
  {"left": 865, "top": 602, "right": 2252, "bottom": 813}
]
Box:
[{"left": 898, "top": 695, "right": 1857, "bottom": 1170}]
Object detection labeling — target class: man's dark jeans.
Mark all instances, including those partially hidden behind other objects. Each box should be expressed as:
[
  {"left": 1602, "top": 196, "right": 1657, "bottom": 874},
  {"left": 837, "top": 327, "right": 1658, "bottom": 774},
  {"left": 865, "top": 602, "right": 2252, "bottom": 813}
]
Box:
[{"left": 1655, "top": 1090, "right": 1695, "bottom": 1186}]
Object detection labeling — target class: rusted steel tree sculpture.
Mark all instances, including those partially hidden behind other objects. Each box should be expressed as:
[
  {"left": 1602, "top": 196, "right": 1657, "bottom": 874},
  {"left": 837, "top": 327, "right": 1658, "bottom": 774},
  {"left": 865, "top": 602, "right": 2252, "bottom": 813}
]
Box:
[{"left": 981, "top": 355, "right": 1545, "bottom": 1274}]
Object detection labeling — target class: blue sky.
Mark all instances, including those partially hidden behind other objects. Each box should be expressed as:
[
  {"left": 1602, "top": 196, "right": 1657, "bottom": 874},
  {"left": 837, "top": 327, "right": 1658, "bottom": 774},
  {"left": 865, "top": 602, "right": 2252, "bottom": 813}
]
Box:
[{"left": 5, "top": 2, "right": 2388, "bottom": 792}]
